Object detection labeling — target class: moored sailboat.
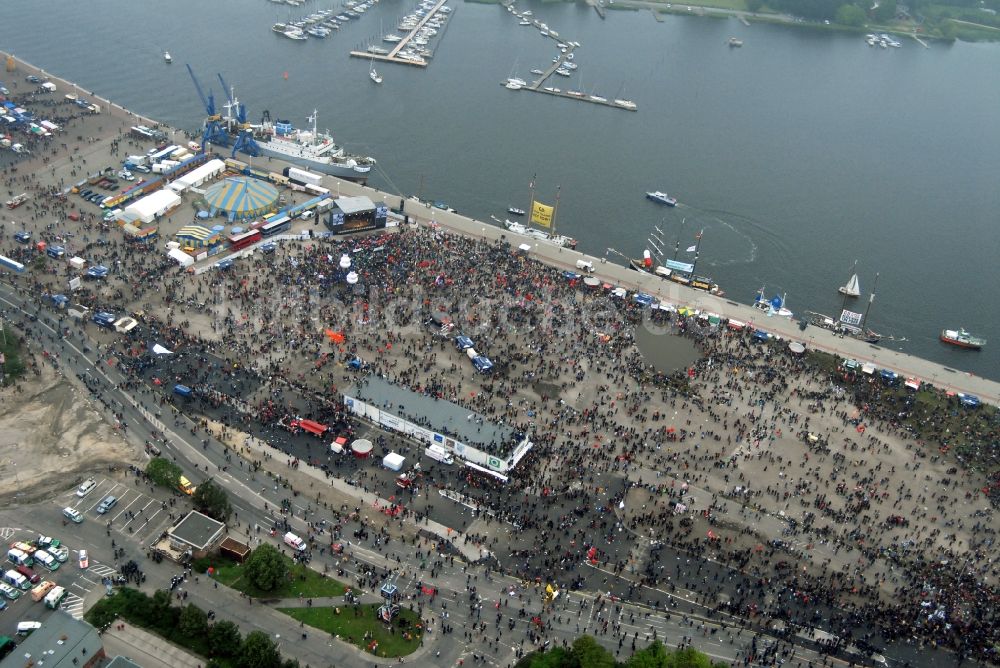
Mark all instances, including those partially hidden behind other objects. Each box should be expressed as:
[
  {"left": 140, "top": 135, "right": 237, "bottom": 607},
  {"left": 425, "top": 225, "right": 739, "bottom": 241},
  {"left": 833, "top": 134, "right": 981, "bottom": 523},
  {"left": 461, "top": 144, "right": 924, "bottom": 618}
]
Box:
[{"left": 838, "top": 260, "right": 861, "bottom": 297}]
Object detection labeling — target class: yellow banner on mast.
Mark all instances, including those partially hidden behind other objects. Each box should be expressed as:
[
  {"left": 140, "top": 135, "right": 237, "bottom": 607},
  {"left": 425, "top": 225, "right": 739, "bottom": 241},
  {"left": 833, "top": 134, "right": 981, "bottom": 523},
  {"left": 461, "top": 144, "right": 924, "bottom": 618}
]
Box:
[{"left": 530, "top": 201, "right": 554, "bottom": 228}]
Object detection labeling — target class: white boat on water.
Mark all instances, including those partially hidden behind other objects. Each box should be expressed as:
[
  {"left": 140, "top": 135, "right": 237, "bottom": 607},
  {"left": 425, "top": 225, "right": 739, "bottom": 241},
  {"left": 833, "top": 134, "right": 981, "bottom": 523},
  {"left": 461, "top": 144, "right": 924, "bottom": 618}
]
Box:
[
  {"left": 555, "top": 68, "right": 571, "bottom": 76},
  {"left": 383, "top": 34, "right": 403, "bottom": 42},
  {"left": 238, "top": 109, "right": 376, "bottom": 181},
  {"left": 530, "top": 68, "right": 544, "bottom": 75},
  {"left": 614, "top": 98, "right": 637, "bottom": 110},
  {"left": 284, "top": 28, "right": 308, "bottom": 40},
  {"left": 163, "top": 51, "right": 172, "bottom": 63},
  {"left": 838, "top": 261, "right": 861, "bottom": 297}
]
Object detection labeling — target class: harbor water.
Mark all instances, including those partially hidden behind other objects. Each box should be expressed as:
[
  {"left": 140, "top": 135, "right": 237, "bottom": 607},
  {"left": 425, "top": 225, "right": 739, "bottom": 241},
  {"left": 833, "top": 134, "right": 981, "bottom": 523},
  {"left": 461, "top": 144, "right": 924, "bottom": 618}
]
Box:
[{"left": 3, "top": 0, "right": 999, "bottom": 379}]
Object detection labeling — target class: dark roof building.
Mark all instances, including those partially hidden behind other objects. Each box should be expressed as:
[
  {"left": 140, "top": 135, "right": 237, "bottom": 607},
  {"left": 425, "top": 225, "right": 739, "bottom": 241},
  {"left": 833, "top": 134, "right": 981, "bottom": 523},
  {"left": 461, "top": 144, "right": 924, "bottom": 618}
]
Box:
[
  {"left": 0, "top": 611, "right": 105, "bottom": 668},
  {"left": 343, "top": 375, "right": 532, "bottom": 476},
  {"left": 168, "top": 510, "right": 226, "bottom": 552}
]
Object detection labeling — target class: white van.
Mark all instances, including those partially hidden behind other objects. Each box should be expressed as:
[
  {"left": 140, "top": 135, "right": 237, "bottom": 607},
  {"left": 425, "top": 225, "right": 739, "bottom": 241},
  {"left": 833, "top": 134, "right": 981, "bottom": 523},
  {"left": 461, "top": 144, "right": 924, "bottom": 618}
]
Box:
[
  {"left": 425, "top": 445, "right": 454, "bottom": 465},
  {"left": 575, "top": 259, "right": 594, "bottom": 272},
  {"left": 44, "top": 585, "right": 66, "bottom": 609},
  {"left": 76, "top": 478, "right": 96, "bottom": 497},
  {"left": 3, "top": 570, "right": 29, "bottom": 591},
  {"left": 16, "top": 621, "right": 42, "bottom": 636},
  {"left": 283, "top": 532, "right": 307, "bottom": 553},
  {"left": 63, "top": 507, "right": 83, "bottom": 524},
  {"left": 7, "top": 549, "right": 32, "bottom": 567},
  {"left": 32, "top": 550, "right": 58, "bottom": 571}
]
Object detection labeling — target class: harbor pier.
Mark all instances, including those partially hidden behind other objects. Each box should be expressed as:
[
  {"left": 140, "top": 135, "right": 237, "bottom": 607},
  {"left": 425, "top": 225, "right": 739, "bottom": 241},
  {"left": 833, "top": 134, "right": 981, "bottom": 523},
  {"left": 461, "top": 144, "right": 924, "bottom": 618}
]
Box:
[
  {"left": 349, "top": 0, "right": 449, "bottom": 67},
  {"left": 501, "top": 45, "right": 638, "bottom": 112}
]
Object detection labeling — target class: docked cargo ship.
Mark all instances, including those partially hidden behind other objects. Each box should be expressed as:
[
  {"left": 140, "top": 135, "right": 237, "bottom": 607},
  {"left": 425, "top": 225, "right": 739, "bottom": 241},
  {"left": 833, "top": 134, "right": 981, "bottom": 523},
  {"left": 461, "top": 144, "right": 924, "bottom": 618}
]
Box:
[
  {"left": 217, "top": 97, "right": 376, "bottom": 181},
  {"left": 250, "top": 110, "right": 376, "bottom": 182}
]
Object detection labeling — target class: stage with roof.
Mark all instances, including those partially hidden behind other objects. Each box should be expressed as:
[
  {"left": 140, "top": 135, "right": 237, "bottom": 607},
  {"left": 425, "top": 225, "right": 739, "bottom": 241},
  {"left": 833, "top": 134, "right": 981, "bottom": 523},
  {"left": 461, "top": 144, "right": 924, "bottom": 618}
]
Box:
[{"left": 203, "top": 177, "right": 279, "bottom": 221}]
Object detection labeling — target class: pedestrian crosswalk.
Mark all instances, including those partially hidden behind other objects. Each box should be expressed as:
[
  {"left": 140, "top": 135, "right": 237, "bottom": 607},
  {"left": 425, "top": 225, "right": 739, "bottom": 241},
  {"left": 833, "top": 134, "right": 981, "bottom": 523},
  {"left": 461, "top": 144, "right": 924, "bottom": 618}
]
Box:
[
  {"left": 62, "top": 592, "right": 86, "bottom": 619},
  {"left": 88, "top": 563, "right": 118, "bottom": 578}
]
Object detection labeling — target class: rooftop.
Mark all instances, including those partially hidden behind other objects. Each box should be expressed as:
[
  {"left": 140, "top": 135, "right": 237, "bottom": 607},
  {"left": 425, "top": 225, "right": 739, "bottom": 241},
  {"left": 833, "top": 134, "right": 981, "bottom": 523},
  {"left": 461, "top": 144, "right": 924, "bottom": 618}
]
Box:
[
  {"left": 0, "top": 611, "right": 103, "bottom": 668},
  {"left": 168, "top": 510, "right": 226, "bottom": 551},
  {"left": 346, "top": 375, "right": 523, "bottom": 458},
  {"left": 334, "top": 195, "right": 376, "bottom": 216}
]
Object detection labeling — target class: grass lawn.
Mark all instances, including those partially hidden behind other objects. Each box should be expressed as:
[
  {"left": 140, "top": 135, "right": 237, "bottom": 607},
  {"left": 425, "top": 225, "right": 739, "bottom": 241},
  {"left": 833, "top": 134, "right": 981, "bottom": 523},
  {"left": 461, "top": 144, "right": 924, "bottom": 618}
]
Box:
[
  {"left": 0, "top": 334, "right": 26, "bottom": 385},
  {"left": 204, "top": 555, "right": 347, "bottom": 599},
  {"left": 279, "top": 605, "right": 424, "bottom": 658}
]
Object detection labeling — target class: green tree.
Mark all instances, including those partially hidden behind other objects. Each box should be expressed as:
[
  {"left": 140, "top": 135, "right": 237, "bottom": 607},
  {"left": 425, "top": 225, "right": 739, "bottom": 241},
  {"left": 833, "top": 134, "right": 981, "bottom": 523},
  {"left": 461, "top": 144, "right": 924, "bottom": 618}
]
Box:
[
  {"left": 627, "top": 640, "right": 668, "bottom": 668},
  {"left": 237, "top": 630, "right": 282, "bottom": 668},
  {"left": 193, "top": 479, "right": 232, "bottom": 522},
  {"left": 835, "top": 3, "right": 866, "bottom": 25},
  {"left": 178, "top": 604, "right": 209, "bottom": 638},
  {"left": 572, "top": 635, "right": 615, "bottom": 668},
  {"left": 873, "top": 0, "right": 897, "bottom": 22},
  {"left": 146, "top": 457, "right": 182, "bottom": 488},
  {"left": 243, "top": 544, "right": 287, "bottom": 592},
  {"left": 209, "top": 620, "right": 242, "bottom": 658}
]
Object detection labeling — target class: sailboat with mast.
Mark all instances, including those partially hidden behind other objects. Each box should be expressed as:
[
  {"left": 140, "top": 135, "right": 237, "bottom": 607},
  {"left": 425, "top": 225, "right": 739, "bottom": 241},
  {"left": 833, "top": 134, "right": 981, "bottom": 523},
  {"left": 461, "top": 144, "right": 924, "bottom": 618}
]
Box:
[
  {"left": 807, "top": 271, "right": 881, "bottom": 343},
  {"left": 838, "top": 260, "right": 861, "bottom": 297},
  {"left": 625, "top": 221, "right": 724, "bottom": 295},
  {"left": 498, "top": 176, "right": 577, "bottom": 249},
  {"left": 369, "top": 56, "right": 383, "bottom": 84}
]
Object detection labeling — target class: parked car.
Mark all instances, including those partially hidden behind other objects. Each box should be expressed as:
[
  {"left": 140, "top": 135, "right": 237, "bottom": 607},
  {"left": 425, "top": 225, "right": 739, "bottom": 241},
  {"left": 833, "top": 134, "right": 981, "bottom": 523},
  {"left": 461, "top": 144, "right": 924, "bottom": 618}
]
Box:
[
  {"left": 78, "top": 549, "right": 88, "bottom": 569},
  {"left": 96, "top": 495, "right": 117, "bottom": 514},
  {"left": 76, "top": 478, "right": 96, "bottom": 497}
]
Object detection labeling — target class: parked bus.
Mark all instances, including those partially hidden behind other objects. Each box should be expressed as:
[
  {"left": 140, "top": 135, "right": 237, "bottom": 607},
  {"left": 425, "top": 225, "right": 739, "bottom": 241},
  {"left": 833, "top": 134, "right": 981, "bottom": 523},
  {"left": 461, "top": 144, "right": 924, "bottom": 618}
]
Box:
[
  {"left": 260, "top": 217, "right": 291, "bottom": 236},
  {"left": 228, "top": 229, "right": 262, "bottom": 251}
]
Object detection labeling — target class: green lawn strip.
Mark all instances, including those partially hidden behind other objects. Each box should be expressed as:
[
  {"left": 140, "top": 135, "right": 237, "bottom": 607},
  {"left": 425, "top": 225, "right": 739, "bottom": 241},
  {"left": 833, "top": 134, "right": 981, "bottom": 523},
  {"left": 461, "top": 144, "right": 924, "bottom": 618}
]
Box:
[
  {"left": 0, "top": 335, "right": 26, "bottom": 384},
  {"left": 197, "top": 555, "right": 347, "bottom": 598},
  {"left": 279, "top": 605, "right": 423, "bottom": 658}
]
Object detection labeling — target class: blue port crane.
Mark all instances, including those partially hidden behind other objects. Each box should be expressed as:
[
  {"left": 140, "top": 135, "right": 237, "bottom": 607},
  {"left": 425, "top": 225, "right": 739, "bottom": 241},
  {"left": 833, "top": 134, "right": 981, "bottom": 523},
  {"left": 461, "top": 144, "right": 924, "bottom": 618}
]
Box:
[
  {"left": 185, "top": 64, "right": 229, "bottom": 151},
  {"left": 216, "top": 74, "right": 261, "bottom": 159}
]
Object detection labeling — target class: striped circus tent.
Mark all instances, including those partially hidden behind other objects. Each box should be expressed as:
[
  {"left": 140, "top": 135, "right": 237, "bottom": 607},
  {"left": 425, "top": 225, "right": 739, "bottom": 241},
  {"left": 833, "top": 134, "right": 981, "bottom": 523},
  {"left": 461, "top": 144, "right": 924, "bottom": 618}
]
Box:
[
  {"left": 203, "top": 177, "right": 280, "bottom": 221},
  {"left": 175, "top": 225, "right": 221, "bottom": 248}
]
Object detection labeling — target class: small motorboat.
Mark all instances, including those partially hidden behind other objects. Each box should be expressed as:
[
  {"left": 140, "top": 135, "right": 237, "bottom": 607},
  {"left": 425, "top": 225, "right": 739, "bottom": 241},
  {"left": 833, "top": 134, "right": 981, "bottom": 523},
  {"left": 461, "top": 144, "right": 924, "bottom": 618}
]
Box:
[
  {"left": 164, "top": 51, "right": 172, "bottom": 63},
  {"left": 646, "top": 191, "right": 677, "bottom": 206},
  {"left": 507, "top": 207, "right": 526, "bottom": 216},
  {"left": 940, "top": 328, "right": 986, "bottom": 350}
]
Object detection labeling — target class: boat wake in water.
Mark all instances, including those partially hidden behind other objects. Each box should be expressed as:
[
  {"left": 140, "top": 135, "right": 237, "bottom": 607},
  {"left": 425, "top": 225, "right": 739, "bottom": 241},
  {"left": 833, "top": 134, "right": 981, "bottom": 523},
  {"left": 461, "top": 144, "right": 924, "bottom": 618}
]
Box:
[{"left": 672, "top": 204, "right": 761, "bottom": 268}]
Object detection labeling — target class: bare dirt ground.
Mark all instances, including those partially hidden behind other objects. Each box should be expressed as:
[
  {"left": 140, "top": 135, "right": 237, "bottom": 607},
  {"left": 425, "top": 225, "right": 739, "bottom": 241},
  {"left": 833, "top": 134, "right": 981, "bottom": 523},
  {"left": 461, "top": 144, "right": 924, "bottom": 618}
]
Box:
[{"left": 0, "top": 364, "right": 134, "bottom": 505}]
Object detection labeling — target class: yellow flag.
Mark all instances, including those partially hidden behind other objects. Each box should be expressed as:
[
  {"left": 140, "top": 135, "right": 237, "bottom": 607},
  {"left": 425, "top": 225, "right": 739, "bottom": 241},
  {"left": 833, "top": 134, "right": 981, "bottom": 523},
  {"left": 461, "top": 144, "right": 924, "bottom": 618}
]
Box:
[{"left": 530, "top": 201, "right": 554, "bottom": 227}]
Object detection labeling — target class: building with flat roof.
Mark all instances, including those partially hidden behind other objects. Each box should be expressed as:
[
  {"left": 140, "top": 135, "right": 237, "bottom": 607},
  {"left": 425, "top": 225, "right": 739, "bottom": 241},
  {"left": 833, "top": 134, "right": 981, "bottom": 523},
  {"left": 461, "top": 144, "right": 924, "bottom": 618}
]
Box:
[
  {"left": 0, "top": 611, "right": 105, "bottom": 668},
  {"left": 343, "top": 375, "right": 532, "bottom": 475},
  {"left": 163, "top": 510, "right": 226, "bottom": 558}
]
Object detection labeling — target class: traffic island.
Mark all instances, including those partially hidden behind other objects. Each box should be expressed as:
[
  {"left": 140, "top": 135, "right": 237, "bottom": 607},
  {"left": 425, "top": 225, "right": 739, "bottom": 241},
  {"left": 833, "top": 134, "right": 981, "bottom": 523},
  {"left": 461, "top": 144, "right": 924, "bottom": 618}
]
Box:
[{"left": 278, "top": 604, "right": 423, "bottom": 658}]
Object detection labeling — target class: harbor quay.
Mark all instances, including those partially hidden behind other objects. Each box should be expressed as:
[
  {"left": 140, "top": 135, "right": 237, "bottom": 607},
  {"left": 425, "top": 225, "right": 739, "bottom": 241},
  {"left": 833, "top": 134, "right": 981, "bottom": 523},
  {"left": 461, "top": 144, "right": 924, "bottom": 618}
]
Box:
[{"left": 5, "top": 53, "right": 1000, "bottom": 666}]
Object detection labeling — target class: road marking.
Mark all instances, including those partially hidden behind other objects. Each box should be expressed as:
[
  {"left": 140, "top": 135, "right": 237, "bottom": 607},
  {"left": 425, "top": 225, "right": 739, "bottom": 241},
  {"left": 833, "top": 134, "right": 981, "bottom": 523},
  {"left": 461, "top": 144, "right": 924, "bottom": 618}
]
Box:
[
  {"left": 0, "top": 528, "right": 16, "bottom": 540},
  {"left": 89, "top": 564, "right": 117, "bottom": 578},
  {"left": 61, "top": 593, "right": 85, "bottom": 619}
]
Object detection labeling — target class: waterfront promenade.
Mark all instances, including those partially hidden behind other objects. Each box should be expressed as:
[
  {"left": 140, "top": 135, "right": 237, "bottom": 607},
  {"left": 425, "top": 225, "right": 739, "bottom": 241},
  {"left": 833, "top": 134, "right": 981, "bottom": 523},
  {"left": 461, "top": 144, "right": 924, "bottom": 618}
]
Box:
[
  {"left": 4, "top": 49, "right": 996, "bottom": 406},
  {"left": 334, "top": 182, "right": 1000, "bottom": 407}
]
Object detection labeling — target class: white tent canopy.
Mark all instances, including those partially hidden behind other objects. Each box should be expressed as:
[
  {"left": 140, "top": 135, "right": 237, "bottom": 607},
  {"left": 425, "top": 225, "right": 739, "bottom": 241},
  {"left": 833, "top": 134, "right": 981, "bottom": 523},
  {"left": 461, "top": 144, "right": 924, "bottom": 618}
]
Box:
[
  {"left": 175, "top": 158, "right": 225, "bottom": 188},
  {"left": 124, "top": 189, "right": 182, "bottom": 224},
  {"left": 167, "top": 247, "right": 193, "bottom": 267}
]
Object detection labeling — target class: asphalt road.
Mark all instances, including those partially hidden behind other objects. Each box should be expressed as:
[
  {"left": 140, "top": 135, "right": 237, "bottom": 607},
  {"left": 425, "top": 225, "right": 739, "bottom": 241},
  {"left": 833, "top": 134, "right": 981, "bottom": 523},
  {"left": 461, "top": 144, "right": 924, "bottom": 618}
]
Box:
[{"left": 0, "top": 279, "right": 953, "bottom": 667}]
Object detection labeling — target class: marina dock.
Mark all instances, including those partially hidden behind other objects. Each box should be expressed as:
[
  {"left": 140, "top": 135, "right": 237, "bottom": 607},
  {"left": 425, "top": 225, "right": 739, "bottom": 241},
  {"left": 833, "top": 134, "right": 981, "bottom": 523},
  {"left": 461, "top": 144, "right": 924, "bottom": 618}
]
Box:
[
  {"left": 501, "top": 45, "right": 638, "bottom": 112},
  {"left": 349, "top": 0, "right": 449, "bottom": 67}
]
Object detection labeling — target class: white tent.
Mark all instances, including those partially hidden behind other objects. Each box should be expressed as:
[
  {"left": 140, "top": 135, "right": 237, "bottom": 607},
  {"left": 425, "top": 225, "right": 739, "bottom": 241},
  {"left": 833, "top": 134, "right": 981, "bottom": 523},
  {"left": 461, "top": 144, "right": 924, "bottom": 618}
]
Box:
[
  {"left": 167, "top": 247, "right": 193, "bottom": 267},
  {"left": 382, "top": 452, "right": 405, "bottom": 472},
  {"left": 125, "top": 189, "right": 182, "bottom": 224},
  {"left": 175, "top": 158, "right": 225, "bottom": 188}
]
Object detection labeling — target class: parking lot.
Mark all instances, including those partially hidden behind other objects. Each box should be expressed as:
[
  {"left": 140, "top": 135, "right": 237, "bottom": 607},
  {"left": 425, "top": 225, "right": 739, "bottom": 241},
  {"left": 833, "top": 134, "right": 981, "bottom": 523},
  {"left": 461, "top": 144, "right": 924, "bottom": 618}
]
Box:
[
  {"left": 0, "top": 474, "right": 180, "bottom": 641},
  {"left": 66, "top": 475, "right": 177, "bottom": 546}
]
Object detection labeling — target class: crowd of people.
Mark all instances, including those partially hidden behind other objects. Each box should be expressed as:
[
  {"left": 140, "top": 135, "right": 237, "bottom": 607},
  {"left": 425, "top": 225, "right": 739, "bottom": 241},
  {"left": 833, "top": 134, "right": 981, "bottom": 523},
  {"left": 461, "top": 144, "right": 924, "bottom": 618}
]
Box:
[{"left": 3, "top": 73, "right": 1000, "bottom": 665}]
